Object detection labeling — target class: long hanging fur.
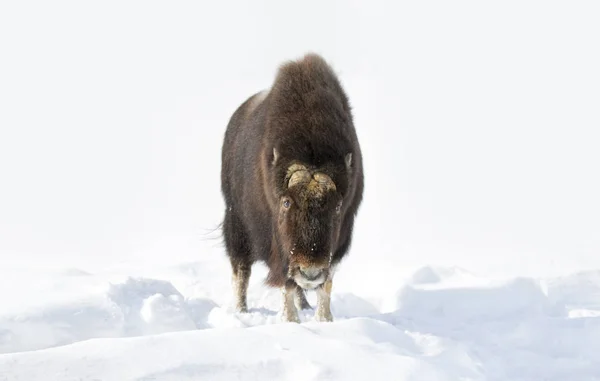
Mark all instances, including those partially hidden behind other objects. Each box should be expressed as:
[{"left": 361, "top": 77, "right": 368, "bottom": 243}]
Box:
[{"left": 220, "top": 53, "right": 364, "bottom": 290}]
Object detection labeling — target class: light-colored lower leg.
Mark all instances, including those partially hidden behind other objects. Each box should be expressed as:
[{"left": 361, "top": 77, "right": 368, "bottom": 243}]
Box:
[
  {"left": 315, "top": 279, "right": 333, "bottom": 322},
  {"left": 294, "top": 286, "right": 312, "bottom": 310},
  {"left": 232, "top": 266, "right": 250, "bottom": 312},
  {"left": 281, "top": 287, "right": 300, "bottom": 323}
]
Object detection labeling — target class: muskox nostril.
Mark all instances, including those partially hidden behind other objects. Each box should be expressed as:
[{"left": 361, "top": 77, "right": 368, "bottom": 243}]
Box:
[{"left": 299, "top": 267, "right": 323, "bottom": 281}]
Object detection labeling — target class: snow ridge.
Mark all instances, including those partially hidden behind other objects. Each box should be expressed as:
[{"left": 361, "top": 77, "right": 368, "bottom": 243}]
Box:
[{"left": 1, "top": 264, "right": 600, "bottom": 380}]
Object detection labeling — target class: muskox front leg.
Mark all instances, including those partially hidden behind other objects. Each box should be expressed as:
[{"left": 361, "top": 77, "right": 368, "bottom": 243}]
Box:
[
  {"left": 280, "top": 281, "right": 300, "bottom": 323},
  {"left": 315, "top": 279, "right": 334, "bottom": 322}
]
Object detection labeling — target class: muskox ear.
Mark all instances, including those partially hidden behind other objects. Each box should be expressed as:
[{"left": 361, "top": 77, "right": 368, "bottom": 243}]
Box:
[
  {"left": 272, "top": 148, "right": 279, "bottom": 166},
  {"left": 345, "top": 153, "right": 352, "bottom": 171}
]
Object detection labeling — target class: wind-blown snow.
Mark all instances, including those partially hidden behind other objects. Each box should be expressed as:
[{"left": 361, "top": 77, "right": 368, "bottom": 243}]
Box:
[
  {"left": 1, "top": 262, "right": 600, "bottom": 380},
  {"left": 1, "top": 1, "right": 600, "bottom": 380}
]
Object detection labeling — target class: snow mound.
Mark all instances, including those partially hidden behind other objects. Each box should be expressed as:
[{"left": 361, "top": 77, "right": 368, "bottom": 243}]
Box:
[
  {"left": 0, "top": 318, "right": 478, "bottom": 381},
  {"left": 0, "top": 296, "right": 123, "bottom": 354},
  {"left": 0, "top": 276, "right": 213, "bottom": 354},
  {"left": 408, "top": 265, "right": 476, "bottom": 285},
  {"left": 107, "top": 277, "right": 197, "bottom": 336},
  {"left": 390, "top": 276, "right": 557, "bottom": 320},
  {"left": 546, "top": 270, "right": 600, "bottom": 311},
  {"left": 376, "top": 270, "right": 600, "bottom": 381},
  {"left": 2, "top": 266, "right": 600, "bottom": 380}
]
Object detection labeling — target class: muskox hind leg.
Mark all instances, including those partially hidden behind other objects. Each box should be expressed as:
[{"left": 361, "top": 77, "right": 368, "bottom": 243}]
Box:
[
  {"left": 231, "top": 261, "right": 251, "bottom": 312},
  {"left": 294, "top": 285, "right": 312, "bottom": 310},
  {"left": 315, "top": 279, "right": 334, "bottom": 322},
  {"left": 223, "top": 209, "right": 252, "bottom": 313}
]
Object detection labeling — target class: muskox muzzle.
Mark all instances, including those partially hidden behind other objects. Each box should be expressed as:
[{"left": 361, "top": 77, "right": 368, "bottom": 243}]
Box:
[{"left": 293, "top": 265, "right": 328, "bottom": 290}]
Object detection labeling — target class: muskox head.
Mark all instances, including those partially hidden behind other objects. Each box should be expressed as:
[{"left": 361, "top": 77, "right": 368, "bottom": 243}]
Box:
[{"left": 274, "top": 152, "right": 352, "bottom": 290}]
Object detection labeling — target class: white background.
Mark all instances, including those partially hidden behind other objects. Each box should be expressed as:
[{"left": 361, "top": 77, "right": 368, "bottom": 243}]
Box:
[
  {"left": 1, "top": 1, "right": 599, "bottom": 276},
  {"left": 2, "top": 3, "right": 600, "bottom": 380}
]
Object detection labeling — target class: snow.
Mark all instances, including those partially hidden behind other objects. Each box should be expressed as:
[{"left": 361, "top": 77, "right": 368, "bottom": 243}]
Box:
[
  {"left": 1, "top": 263, "right": 600, "bottom": 380},
  {"left": 2, "top": 1, "right": 600, "bottom": 380}
]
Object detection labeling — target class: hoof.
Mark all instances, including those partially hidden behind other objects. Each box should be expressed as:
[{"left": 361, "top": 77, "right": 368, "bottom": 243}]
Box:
[
  {"left": 280, "top": 310, "right": 301, "bottom": 323},
  {"left": 315, "top": 309, "right": 333, "bottom": 322}
]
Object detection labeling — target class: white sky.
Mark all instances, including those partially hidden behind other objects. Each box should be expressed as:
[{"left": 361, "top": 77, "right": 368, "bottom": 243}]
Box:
[{"left": 1, "top": 1, "right": 599, "bottom": 276}]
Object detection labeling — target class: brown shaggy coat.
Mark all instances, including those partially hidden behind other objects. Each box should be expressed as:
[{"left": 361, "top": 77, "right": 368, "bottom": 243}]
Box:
[{"left": 220, "top": 53, "right": 363, "bottom": 318}]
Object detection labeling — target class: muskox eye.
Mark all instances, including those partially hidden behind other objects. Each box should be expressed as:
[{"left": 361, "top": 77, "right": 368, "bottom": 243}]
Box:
[
  {"left": 283, "top": 199, "right": 291, "bottom": 209},
  {"left": 336, "top": 201, "right": 342, "bottom": 214}
]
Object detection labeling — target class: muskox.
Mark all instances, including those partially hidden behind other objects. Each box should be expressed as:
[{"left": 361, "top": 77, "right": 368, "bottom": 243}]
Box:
[{"left": 220, "top": 53, "right": 364, "bottom": 322}]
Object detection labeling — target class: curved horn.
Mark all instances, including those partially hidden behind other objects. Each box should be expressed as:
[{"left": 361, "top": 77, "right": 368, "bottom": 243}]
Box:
[
  {"left": 313, "top": 172, "right": 337, "bottom": 192},
  {"left": 287, "top": 165, "right": 311, "bottom": 188}
]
